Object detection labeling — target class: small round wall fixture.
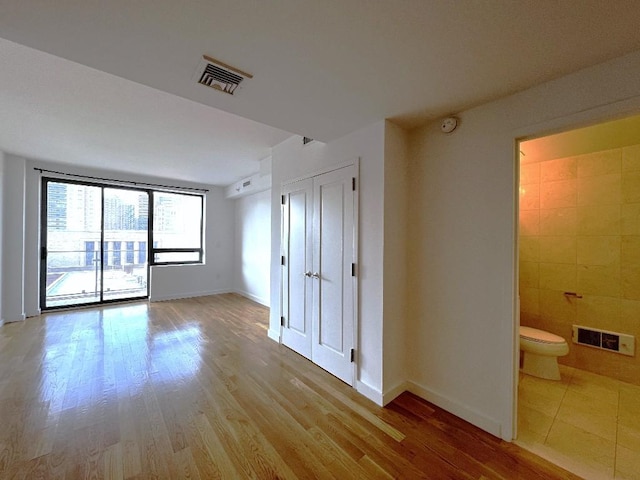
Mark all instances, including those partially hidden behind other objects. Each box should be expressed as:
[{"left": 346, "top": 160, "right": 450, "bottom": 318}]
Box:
[{"left": 440, "top": 116, "right": 458, "bottom": 133}]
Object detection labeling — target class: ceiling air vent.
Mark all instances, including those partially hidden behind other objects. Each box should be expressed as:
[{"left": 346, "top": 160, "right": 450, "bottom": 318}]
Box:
[{"left": 195, "top": 55, "right": 253, "bottom": 95}]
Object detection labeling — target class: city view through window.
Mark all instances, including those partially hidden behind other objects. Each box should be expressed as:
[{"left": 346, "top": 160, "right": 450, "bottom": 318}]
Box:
[{"left": 43, "top": 180, "right": 203, "bottom": 309}]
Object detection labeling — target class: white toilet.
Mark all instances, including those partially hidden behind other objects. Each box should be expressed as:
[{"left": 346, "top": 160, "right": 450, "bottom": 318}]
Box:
[{"left": 519, "top": 326, "right": 569, "bottom": 380}]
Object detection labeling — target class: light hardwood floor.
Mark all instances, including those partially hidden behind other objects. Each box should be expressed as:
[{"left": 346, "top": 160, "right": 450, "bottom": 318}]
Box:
[{"left": 0, "top": 294, "right": 579, "bottom": 479}]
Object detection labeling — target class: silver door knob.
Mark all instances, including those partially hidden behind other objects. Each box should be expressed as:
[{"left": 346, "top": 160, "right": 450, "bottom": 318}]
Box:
[
  {"left": 311, "top": 272, "right": 320, "bottom": 279},
  {"left": 304, "top": 271, "right": 312, "bottom": 277}
]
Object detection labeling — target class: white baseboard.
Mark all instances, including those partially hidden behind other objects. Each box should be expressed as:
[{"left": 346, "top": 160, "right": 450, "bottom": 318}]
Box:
[
  {"left": 406, "top": 380, "right": 503, "bottom": 438},
  {"left": 234, "top": 289, "right": 270, "bottom": 307},
  {"left": 4, "top": 313, "right": 26, "bottom": 323},
  {"left": 382, "top": 381, "right": 408, "bottom": 406},
  {"left": 355, "top": 380, "right": 383, "bottom": 406},
  {"left": 149, "top": 289, "right": 231, "bottom": 302},
  {"left": 267, "top": 328, "right": 280, "bottom": 342}
]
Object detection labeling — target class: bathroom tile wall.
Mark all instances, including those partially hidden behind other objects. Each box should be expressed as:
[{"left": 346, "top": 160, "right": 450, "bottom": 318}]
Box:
[{"left": 519, "top": 144, "right": 640, "bottom": 386}]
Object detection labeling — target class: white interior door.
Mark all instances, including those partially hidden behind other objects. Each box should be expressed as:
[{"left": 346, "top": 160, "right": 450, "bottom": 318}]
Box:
[
  {"left": 281, "top": 178, "right": 313, "bottom": 359},
  {"left": 311, "top": 166, "right": 356, "bottom": 384},
  {"left": 280, "top": 165, "right": 357, "bottom": 385}
]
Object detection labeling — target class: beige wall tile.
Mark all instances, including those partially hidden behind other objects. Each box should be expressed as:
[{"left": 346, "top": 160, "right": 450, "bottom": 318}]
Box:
[
  {"left": 622, "top": 236, "right": 640, "bottom": 265},
  {"left": 622, "top": 144, "right": 640, "bottom": 172},
  {"left": 540, "top": 207, "right": 577, "bottom": 236},
  {"left": 617, "top": 424, "right": 640, "bottom": 453},
  {"left": 539, "top": 236, "right": 576, "bottom": 264},
  {"left": 576, "top": 295, "right": 621, "bottom": 330},
  {"left": 619, "top": 383, "right": 640, "bottom": 420},
  {"left": 577, "top": 173, "right": 621, "bottom": 206},
  {"left": 519, "top": 209, "right": 540, "bottom": 236},
  {"left": 577, "top": 149, "right": 621, "bottom": 178},
  {"left": 622, "top": 203, "right": 640, "bottom": 235},
  {"left": 620, "top": 300, "right": 640, "bottom": 335},
  {"left": 540, "top": 156, "right": 577, "bottom": 182},
  {"left": 539, "top": 288, "right": 576, "bottom": 324},
  {"left": 519, "top": 261, "right": 539, "bottom": 289},
  {"left": 519, "top": 236, "right": 539, "bottom": 262},
  {"left": 577, "top": 205, "right": 621, "bottom": 236},
  {"left": 616, "top": 444, "right": 640, "bottom": 480},
  {"left": 578, "top": 264, "right": 621, "bottom": 297},
  {"left": 622, "top": 265, "right": 640, "bottom": 300},
  {"left": 519, "top": 183, "right": 540, "bottom": 210},
  {"left": 577, "top": 236, "right": 621, "bottom": 266},
  {"left": 520, "top": 311, "right": 539, "bottom": 326},
  {"left": 520, "top": 287, "right": 539, "bottom": 316},
  {"left": 623, "top": 171, "right": 640, "bottom": 204},
  {"left": 540, "top": 180, "right": 576, "bottom": 209},
  {"left": 540, "top": 263, "right": 577, "bottom": 291},
  {"left": 520, "top": 153, "right": 541, "bottom": 166},
  {"left": 520, "top": 162, "right": 540, "bottom": 185}
]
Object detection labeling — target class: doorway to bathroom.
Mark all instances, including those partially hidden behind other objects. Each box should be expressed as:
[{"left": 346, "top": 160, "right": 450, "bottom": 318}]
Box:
[{"left": 516, "top": 113, "right": 640, "bottom": 479}]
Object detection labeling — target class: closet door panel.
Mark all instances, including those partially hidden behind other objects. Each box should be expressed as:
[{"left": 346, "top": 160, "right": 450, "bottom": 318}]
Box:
[
  {"left": 281, "top": 179, "right": 313, "bottom": 359},
  {"left": 311, "top": 165, "right": 356, "bottom": 385}
]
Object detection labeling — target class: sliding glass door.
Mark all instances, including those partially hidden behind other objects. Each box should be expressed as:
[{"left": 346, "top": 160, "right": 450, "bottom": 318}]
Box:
[{"left": 41, "top": 179, "right": 149, "bottom": 309}]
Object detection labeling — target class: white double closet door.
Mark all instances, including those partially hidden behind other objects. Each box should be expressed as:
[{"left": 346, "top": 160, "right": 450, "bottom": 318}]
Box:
[{"left": 281, "top": 164, "right": 357, "bottom": 385}]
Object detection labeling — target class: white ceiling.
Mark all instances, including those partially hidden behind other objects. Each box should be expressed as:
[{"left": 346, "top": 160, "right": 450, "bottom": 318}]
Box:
[{"left": 1, "top": 1, "right": 640, "bottom": 186}]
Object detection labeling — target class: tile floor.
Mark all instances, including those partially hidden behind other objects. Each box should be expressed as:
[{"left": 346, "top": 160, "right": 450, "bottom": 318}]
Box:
[{"left": 516, "top": 365, "right": 640, "bottom": 479}]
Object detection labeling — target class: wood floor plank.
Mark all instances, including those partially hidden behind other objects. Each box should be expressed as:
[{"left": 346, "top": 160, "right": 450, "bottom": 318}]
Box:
[{"left": 0, "top": 293, "right": 581, "bottom": 479}]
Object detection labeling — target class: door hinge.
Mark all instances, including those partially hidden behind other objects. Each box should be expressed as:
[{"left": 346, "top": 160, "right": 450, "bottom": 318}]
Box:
[
  {"left": 281, "top": 194, "right": 286, "bottom": 205},
  {"left": 281, "top": 255, "right": 285, "bottom": 266},
  {"left": 350, "top": 349, "right": 355, "bottom": 362},
  {"left": 41, "top": 246, "right": 47, "bottom": 260},
  {"left": 352, "top": 177, "right": 356, "bottom": 191},
  {"left": 351, "top": 263, "right": 356, "bottom": 277},
  {"left": 281, "top": 316, "right": 285, "bottom": 327}
]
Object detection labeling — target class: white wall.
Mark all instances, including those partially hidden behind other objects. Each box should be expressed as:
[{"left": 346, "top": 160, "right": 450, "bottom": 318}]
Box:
[
  {"left": 382, "top": 121, "right": 410, "bottom": 402},
  {"left": 150, "top": 185, "right": 234, "bottom": 301},
  {"left": 0, "top": 156, "right": 234, "bottom": 319},
  {"left": 233, "top": 189, "right": 271, "bottom": 306},
  {"left": 1, "top": 155, "right": 26, "bottom": 322},
  {"left": 269, "top": 122, "right": 387, "bottom": 401},
  {"left": 0, "top": 152, "right": 4, "bottom": 323},
  {"left": 406, "top": 50, "right": 640, "bottom": 440}
]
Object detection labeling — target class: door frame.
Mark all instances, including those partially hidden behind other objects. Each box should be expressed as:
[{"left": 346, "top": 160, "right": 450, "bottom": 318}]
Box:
[
  {"left": 511, "top": 105, "right": 640, "bottom": 440},
  {"left": 280, "top": 157, "right": 360, "bottom": 385},
  {"left": 40, "top": 177, "right": 151, "bottom": 311}
]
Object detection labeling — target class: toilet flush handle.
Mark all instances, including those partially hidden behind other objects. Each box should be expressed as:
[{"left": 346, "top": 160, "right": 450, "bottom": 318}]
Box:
[{"left": 564, "top": 291, "right": 583, "bottom": 299}]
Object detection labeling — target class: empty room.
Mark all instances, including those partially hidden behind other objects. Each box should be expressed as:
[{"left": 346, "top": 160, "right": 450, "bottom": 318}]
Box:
[{"left": 2, "top": 2, "right": 640, "bottom": 478}]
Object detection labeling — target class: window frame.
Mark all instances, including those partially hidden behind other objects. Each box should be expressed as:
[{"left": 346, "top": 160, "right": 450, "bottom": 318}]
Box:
[{"left": 149, "top": 191, "right": 205, "bottom": 266}]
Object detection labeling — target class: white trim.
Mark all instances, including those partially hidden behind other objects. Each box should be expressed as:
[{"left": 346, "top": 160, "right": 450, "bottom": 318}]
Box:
[
  {"left": 4, "top": 313, "right": 26, "bottom": 323},
  {"left": 149, "top": 289, "right": 231, "bottom": 302},
  {"left": 382, "top": 382, "right": 408, "bottom": 406},
  {"left": 234, "top": 289, "right": 269, "bottom": 307},
  {"left": 407, "top": 381, "right": 504, "bottom": 440},
  {"left": 351, "top": 160, "right": 360, "bottom": 388},
  {"left": 267, "top": 328, "right": 280, "bottom": 342},
  {"left": 356, "top": 380, "right": 383, "bottom": 406},
  {"left": 282, "top": 157, "right": 359, "bottom": 187}
]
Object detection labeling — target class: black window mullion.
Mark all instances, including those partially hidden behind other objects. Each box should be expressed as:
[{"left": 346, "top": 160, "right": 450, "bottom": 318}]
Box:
[{"left": 100, "top": 187, "right": 105, "bottom": 303}]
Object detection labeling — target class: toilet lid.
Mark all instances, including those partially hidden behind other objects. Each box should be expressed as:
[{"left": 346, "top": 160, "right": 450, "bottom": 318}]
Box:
[{"left": 520, "top": 326, "right": 565, "bottom": 344}]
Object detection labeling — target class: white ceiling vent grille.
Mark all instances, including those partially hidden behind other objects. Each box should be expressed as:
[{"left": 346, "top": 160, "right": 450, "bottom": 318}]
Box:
[{"left": 195, "top": 55, "right": 253, "bottom": 95}]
